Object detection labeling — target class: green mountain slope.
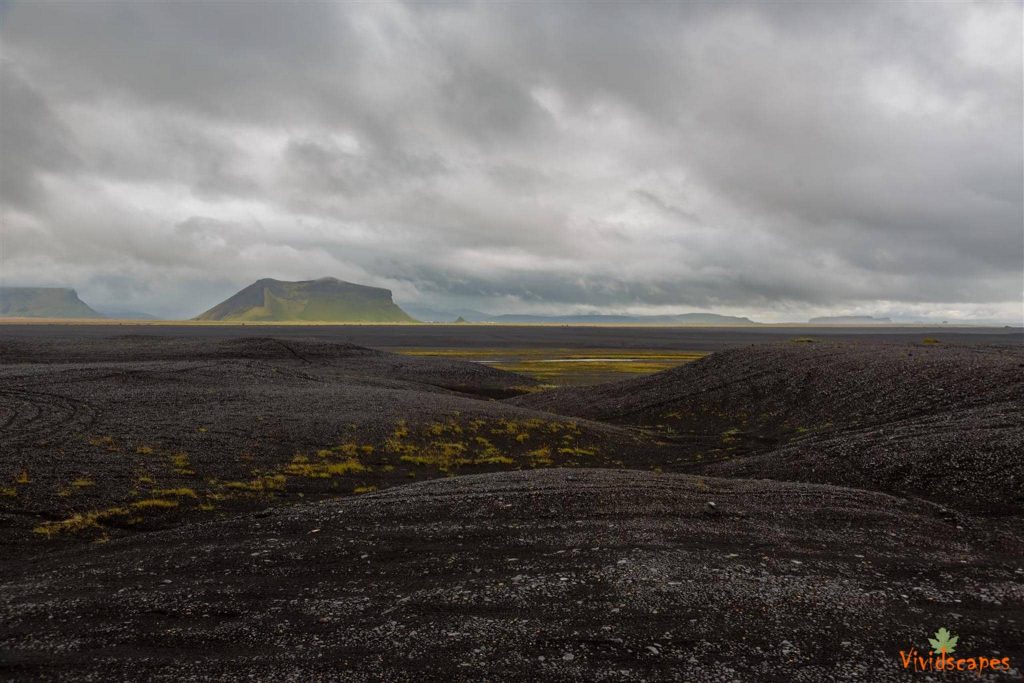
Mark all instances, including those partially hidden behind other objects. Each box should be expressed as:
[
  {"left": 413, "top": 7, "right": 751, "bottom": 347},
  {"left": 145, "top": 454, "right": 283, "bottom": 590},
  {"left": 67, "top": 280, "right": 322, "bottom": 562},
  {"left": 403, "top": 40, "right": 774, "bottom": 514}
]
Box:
[
  {"left": 194, "top": 278, "right": 416, "bottom": 323},
  {"left": 0, "top": 287, "right": 104, "bottom": 318}
]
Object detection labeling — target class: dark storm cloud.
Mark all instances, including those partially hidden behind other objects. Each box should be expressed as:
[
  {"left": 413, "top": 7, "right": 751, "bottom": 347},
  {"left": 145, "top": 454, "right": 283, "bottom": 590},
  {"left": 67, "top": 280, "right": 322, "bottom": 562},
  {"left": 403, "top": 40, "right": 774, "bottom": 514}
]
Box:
[
  {"left": 0, "top": 60, "right": 80, "bottom": 210},
  {"left": 0, "top": 1, "right": 1020, "bottom": 321}
]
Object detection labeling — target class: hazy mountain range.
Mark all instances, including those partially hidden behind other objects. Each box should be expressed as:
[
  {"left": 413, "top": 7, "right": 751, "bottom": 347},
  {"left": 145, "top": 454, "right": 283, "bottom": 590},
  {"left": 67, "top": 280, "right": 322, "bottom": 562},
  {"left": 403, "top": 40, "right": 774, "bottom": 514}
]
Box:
[
  {"left": 400, "top": 305, "right": 756, "bottom": 325},
  {"left": 808, "top": 316, "right": 892, "bottom": 324},
  {"left": 94, "top": 308, "right": 159, "bottom": 320},
  {"left": 1, "top": 281, "right": 1016, "bottom": 325}
]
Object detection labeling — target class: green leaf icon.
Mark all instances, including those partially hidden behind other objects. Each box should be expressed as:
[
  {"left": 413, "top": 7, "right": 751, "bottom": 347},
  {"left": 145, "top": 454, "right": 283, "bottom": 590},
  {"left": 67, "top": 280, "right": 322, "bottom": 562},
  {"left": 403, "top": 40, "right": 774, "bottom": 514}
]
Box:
[{"left": 928, "top": 627, "right": 958, "bottom": 655}]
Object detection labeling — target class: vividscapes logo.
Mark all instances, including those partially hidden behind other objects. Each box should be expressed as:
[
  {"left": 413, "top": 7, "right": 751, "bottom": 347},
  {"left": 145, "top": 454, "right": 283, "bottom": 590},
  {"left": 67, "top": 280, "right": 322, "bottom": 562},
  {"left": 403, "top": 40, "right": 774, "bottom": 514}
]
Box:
[{"left": 899, "top": 628, "right": 1014, "bottom": 675}]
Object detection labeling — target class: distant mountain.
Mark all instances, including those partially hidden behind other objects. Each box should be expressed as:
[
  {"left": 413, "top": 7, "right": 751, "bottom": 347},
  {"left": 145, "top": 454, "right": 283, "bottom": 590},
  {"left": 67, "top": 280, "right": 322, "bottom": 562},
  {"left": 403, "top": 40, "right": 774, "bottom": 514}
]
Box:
[
  {"left": 0, "top": 287, "right": 104, "bottom": 319},
  {"left": 393, "top": 306, "right": 757, "bottom": 325},
  {"left": 398, "top": 304, "right": 491, "bottom": 323},
  {"left": 487, "top": 312, "right": 758, "bottom": 325},
  {"left": 96, "top": 308, "right": 158, "bottom": 320},
  {"left": 397, "top": 304, "right": 443, "bottom": 322},
  {"left": 809, "top": 316, "right": 892, "bottom": 324},
  {"left": 195, "top": 278, "right": 416, "bottom": 323}
]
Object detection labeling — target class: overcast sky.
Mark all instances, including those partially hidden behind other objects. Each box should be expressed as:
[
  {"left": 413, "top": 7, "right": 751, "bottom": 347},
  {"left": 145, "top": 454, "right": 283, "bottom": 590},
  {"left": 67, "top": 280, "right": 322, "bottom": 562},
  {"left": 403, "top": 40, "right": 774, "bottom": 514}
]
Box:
[{"left": 1, "top": 1, "right": 1021, "bottom": 321}]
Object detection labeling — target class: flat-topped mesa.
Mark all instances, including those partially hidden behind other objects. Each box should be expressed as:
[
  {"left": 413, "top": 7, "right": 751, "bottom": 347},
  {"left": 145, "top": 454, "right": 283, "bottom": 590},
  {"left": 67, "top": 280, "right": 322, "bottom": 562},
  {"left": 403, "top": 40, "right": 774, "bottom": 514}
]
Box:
[
  {"left": 0, "top": 287, "right": 104, "bottom": 319},
  {"left": 194, "top": 277, "right": 416, "bottom": 322}
]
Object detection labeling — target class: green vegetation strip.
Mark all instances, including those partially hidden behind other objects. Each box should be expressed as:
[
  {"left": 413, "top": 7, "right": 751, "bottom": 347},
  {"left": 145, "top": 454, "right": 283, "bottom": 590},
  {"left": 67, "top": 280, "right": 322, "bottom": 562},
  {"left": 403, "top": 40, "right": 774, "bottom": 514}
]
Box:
[{"left": 395, "top": 347, "right": 706, "bottom": 385}]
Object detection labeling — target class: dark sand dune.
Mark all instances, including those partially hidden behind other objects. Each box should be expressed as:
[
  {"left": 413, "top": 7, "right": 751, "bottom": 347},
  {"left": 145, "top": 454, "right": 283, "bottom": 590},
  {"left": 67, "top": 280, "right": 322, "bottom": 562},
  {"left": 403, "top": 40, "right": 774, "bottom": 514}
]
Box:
[
  {"left": 2, "top": 468, "right": 1021, "bottom": 681},
  {"left": 512, "top": 342, "right": 1024, "bottom": 513},
  {"left": 0, "top": 335, "right": 536, "bottom": 397},
  {"left": 704, "top": 401, "right": 1024, "bottom": 514},
  {"left": 511, "top": 341, "right": 1022, "bottom": 429},
  {"left": 2, "top": 333, "right": 1022, "bottom": 681},
  {"left": 0, "top": 337, "right": 657, "bottom": 547}
]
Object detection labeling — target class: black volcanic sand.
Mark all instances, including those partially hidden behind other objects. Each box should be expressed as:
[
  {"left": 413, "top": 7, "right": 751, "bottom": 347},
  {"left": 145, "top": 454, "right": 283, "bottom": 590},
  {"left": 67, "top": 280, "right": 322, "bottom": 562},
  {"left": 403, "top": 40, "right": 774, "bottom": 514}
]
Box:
[
  {"left": 513, "top": 341, "right": 1024, "bottom": 515},
  {"left": 2, "top": 469, "right": 1022, "bottom": 681},
  {"left": 0, "top": 336, "right": 656, "bottom": 548},
  {"left": 2, "top": 332, "right": 1023, "bottom": 681},
  {"left": 0, "top": 322, "right": 1019, "bottom": 350}
]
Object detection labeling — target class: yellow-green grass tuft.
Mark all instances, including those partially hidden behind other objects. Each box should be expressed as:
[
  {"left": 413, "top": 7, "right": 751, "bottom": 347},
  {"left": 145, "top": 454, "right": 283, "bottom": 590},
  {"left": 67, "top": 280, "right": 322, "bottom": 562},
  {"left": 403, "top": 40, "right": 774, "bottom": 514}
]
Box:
[
  {"left": 34, "top": 507, "right": 131, "bottom": 537},
  {"left": 284, "top": 459, "right": 366, "bottom": 479},
  {"left": 223, "top": 474, "right": 287, "bottom": 492},
  {"left": 131, "top": 498, "right": 179, "bottom": 510},
  {"left": 151, "top": 488, "right": 197, "bottom": 498}
]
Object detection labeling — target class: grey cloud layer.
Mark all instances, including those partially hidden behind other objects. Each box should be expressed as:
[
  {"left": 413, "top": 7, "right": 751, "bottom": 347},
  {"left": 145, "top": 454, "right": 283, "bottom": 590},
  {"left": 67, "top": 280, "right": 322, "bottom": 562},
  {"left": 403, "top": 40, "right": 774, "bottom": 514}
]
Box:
[{"left": 1, "top": 1, "right": 1020, "bottom": 320}]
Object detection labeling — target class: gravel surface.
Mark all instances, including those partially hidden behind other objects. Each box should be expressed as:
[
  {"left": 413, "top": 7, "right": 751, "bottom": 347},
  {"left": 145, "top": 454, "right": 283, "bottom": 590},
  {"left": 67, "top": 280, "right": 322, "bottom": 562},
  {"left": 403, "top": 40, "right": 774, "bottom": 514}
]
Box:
[
  {"left": 513, "top": 341, "right": 1024, "bottom": 514},
  {"left": 2, "top": 468, "right": 1021, "bottom": 681},
  {"left": 0, "top": 336, "right": 654, "bottom": 548},
  {"left": 2, "top": 333, "right": 1021, "bottom": 680},
  {"left": 0, "top": 323, "right": 1019, "bottom": 349}
]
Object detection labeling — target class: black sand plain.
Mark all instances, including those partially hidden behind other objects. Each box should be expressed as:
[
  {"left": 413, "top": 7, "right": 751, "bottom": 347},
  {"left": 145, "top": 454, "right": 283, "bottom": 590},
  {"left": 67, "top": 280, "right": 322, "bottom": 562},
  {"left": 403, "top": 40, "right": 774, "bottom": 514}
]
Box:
[
  {"left": 0, "top": 322, "right": 1016, "bottom": 349},
  {"left": 1, "top": 325, "right": 1022, "bottom": 681}
]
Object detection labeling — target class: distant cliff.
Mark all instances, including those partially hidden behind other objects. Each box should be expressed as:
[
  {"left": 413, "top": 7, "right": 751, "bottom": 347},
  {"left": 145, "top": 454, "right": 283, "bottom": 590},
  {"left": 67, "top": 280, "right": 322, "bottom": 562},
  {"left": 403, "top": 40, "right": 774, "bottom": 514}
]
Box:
[
  {"left": 0, "top": 287, "right": 103, "bottom": 318},
  {"left": 194, "top": 278, "right": 416, "bottom": 322}
]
